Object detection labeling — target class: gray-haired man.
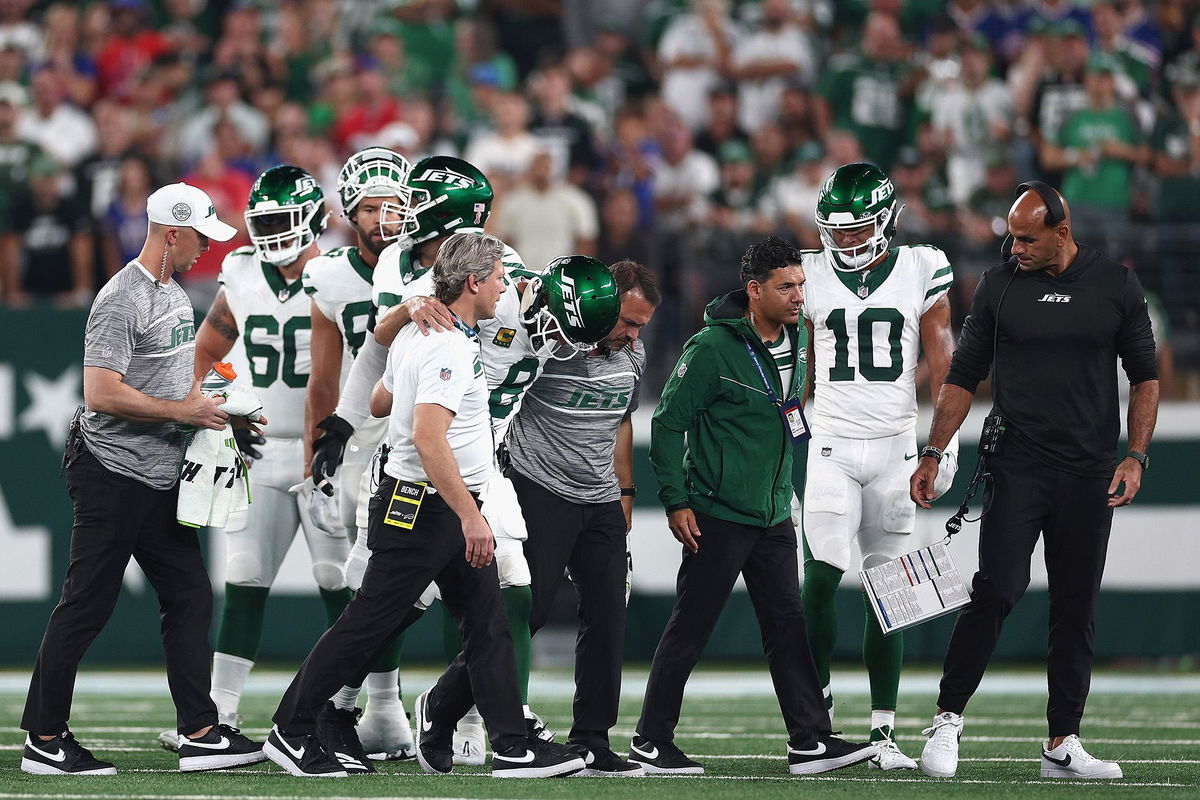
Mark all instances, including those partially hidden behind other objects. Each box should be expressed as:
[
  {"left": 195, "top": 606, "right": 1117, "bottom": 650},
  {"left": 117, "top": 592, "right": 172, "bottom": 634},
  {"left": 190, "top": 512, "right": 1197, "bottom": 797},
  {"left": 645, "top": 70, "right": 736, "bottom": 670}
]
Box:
[{"left": 263, "top": 233, "right": 584, "bottom": 779}]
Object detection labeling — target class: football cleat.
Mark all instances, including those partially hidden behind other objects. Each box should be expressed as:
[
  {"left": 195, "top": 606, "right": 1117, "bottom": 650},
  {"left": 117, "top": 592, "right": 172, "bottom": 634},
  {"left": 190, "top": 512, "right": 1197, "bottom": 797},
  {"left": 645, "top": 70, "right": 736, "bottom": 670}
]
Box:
[
  {"left": 177, "top": 724, "right": 266, "bottom": 772},
  {"left": 525, "top": 710, "right": 555, "bottom": 742},
  {"left": 357, "top": 698, "right": 415, "bottom": 760},
  {"left": 1041, "top": 735, "right": 1123, "bottom": 779},
  {"left": 21, "top": 732, "right": 116, "bottom": 776},
  {"left": 786, "top": 733, "right": 875, "bottom": 775},
  {"left": 315, "top": 702, "right": 375, "bottom": 774},
  {"left": 262, "top": 726, "right": 348, "bottom": 778},
  {"left": 920, "top": 711, "right": 964, "bottom": 778},
  {"left": 453, "top": 720, "right": 487, "bottom": 766},
  {"left": 868, "top": 726, "right": 918, "bottom": 770},
  {"left": 628, "top": 735, "right": 703, "bottom": 774},
  {"left": 157, "top": 729, "right": 181, "bottom": 753}
]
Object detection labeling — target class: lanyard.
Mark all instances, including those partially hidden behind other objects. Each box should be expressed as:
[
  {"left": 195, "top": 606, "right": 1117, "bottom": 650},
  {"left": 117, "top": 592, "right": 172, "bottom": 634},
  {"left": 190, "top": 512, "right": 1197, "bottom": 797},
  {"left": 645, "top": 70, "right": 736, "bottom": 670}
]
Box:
[{"left": 739, "top": 333, "right": 786, "bottom": 407}]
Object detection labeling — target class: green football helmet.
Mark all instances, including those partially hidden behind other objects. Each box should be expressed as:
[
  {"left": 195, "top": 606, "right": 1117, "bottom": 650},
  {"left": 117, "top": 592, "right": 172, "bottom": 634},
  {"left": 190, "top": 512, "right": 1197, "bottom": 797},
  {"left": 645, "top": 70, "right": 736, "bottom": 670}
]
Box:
[
  {"left": 400, "top": 156, "right": 493, "bottom": 244},
  {"left": 521, "top": 255, "right": 620, "bottom": 360},
  {"left": 337, "top": 146, "right": 411, "bottom": 228},
  {"left": 814, "top": 162, "right": 904, "bottom": 271},
  {"left": 245, "top": 165, "right": 328, "bottom": 267}
]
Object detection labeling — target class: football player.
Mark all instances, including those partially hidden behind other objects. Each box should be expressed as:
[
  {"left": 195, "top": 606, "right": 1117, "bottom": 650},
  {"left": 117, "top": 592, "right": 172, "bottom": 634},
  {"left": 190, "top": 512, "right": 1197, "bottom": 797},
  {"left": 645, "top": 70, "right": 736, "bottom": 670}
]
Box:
[
  {"left": 312, "top": 156, "right": 528, "bottom": 765},
  {"left": 301, "top": 146, "right": 417, "bottom": 760},
  {"left": 178, "top": 165, "right": 351, "bottom": 739},
  {"left": 799, "top": 162, "right": 958, "bottom": 769}
]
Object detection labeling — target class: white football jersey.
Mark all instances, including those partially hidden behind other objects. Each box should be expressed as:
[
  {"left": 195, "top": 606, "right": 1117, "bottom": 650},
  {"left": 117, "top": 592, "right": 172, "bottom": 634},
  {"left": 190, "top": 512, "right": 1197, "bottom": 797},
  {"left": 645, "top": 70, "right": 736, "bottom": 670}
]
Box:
[
  {"left": 802, "top": 245, "right": 953, "bottom": 439},
  {"left": 372, "top": 239, "right": 533, "bottom": 313},
  {"left": 219, "top": 247, "right": 314, "bottom": 438},
  {"left": 395, "top": 259, "right": 548, "bottom": 444},
  {"left": 302, "top": 245, "right": 376, "bottom": 358}
]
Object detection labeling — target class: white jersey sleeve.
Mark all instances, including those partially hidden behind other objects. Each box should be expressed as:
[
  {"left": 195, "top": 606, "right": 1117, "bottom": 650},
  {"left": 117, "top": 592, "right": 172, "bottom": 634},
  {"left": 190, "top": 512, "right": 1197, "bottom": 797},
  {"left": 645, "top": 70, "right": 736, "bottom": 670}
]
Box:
[
  {"left": 301, "top": 246, "right": 375, "bottom": 358},
  {"left": 803, "top": 246, "right": 952, "bottom": 439},
  {"left": 219, "top": 247, "right": 313, "bottom": 438}
]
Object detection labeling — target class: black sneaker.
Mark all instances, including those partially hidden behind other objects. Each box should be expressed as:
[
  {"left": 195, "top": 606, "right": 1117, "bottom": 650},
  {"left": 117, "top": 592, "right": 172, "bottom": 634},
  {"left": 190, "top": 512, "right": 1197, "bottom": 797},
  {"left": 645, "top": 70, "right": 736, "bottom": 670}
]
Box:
[
  {"left": 525, "top": 710, "right": 555, "bottom": 742},
  {"left": 570, "top": 744, "right": 645, "bottom": 777},
  {"left": 178, "top": 723, "right": 266, "bottom": 772},
  {"left": 414, "top": 689, "right": 453, "bottom": 775},
  {"left": 262, "top": 725, "right": 347, "bottom": 777},
  {"left": 316, "top": 702, "right": 375, "bottom": 774},
  {"left": 628, "top": 735, "right": 703, "bottom": 774},
  {"left": 787, "top": 732, "right": 876, "bottom": 775},
  {"left": 492, "top": 737, "right": 585, "bottom": 778},
  {"left": 21, "top": 732, "right": 116, "bottom": 776}
]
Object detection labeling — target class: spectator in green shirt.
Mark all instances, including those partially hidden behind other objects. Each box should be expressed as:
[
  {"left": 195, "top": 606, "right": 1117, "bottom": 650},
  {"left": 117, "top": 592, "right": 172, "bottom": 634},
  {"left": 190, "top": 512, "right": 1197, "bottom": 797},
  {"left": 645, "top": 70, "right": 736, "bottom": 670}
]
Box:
[
  {"left": 814, "top": 12, "right": 913, "bottom": 171},
  {"left": 1042, "top": 52, "right": 1148, "bottom": 241},
  {"left": 1151, "top": 69, "right": 1200, "bottom": 327}
]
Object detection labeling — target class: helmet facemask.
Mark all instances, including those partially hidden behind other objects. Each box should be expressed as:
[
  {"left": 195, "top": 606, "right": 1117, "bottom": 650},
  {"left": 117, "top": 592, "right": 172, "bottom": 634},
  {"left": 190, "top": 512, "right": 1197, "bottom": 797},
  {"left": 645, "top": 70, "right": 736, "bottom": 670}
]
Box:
[
  {"left": 816, "top": 201, "right": 903, "bottom": 272},
  {"left": 519, "top": 277, "right": 595, "bottom": 361},
  {"left": 246, "top": 200, "right": 325, "bottom": 267}
]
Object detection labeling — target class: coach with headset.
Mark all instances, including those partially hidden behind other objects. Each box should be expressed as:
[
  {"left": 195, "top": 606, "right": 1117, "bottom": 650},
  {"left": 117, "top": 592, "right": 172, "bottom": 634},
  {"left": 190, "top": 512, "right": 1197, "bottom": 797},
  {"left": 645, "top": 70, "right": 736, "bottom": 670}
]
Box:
[{"left": 909, "top": 182, "right": 1159, "bottom": 780}]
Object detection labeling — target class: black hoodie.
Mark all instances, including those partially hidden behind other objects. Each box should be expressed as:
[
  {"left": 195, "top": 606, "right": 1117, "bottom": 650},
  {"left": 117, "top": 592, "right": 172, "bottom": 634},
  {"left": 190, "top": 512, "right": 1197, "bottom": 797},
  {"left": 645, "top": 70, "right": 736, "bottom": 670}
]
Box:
[{"left": 945, "top": 243, "right": 1157, "bottom": 477}]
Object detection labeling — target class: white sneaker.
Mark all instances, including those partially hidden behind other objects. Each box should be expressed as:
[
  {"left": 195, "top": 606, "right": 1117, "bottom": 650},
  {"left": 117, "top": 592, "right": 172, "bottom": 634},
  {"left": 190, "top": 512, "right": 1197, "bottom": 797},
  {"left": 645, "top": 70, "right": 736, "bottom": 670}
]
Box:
[
  {"left": 1041, "top": 735, "right": 1123, "bottom": 779},
  {"left": 453, "top": 721, "right": 487, "bottom": 766},
  {"left": 920, "top": 711, "right": 964, "bottom": 778},
  {"left": 357, "top": 700, "right": 415, "bottom": 761},
  {"left": 157, "top": 730, "right": 181, "bottom": 753},
  {"left": 869, "top": 727, "right": 918, "bottom": 770}
]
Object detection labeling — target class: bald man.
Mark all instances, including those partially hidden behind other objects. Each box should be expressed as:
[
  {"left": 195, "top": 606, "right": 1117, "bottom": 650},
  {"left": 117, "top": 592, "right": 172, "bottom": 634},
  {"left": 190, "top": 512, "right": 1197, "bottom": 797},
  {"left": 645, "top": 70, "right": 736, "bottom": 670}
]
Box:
[{"left": 909, "top": 185, "right": 1159, "bottom": 780}]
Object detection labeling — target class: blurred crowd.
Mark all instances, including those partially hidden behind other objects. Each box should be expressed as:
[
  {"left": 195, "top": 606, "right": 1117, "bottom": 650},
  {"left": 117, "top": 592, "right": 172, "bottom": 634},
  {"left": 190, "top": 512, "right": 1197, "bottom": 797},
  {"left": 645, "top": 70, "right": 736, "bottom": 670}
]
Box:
[{"left": 0, "top": 0, "right": 1198, "bottom": 393}]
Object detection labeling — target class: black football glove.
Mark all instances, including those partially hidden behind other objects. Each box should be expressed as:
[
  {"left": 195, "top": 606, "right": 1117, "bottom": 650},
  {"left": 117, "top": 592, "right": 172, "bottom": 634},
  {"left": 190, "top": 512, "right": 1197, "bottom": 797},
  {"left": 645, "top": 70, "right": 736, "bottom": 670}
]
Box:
[
  {"left": 311, "top": 414, "right": 354, "bottom": 496},
  {"left": 233, "top": 427, "right": 265, "bottom": 461}
]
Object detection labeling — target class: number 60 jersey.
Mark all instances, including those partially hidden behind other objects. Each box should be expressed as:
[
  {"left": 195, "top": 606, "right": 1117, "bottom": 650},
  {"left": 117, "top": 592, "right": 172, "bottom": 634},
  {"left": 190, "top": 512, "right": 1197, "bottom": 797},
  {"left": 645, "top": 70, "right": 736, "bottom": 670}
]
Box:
[
  {"left": 801, "top": 244, "right": 953, "bottom": 439},
  {"left": 219, "top": 246, "right": 313, "bottom": 438}
]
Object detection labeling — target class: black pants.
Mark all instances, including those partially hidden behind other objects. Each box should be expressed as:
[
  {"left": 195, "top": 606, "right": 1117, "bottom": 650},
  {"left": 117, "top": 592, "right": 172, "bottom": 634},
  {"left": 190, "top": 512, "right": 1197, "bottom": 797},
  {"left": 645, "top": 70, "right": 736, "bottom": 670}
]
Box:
[
  {"left": 937, "top": 442, "right": 1114, "bottom": 736},
  {"left": 512, "top": 469, "right": 628, "bottom": 751},
  {"left": 272, "top": 475, "right": 525, "bottom": 752},
  {"left": 22, "top": 450, "right": 217, "bottom": 736},
  {"left": 636, "top": 510, "right": 829, "bottom": 746}
]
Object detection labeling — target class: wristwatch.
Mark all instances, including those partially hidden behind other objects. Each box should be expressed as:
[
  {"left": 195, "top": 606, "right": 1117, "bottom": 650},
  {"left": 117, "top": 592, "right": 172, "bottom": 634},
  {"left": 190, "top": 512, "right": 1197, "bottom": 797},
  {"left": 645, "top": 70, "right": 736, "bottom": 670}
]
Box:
[
  {"left": 920, "top": 446, "right": 944, "bottom": 463},
  {"left": 1127, "top": 450, "right": 1149, "bottom": 471}
]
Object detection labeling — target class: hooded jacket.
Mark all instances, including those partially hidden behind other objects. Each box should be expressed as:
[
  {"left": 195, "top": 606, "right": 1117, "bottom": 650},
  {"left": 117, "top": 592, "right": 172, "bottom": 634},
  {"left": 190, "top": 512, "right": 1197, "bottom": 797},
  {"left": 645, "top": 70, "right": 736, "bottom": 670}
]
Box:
[{"left": 650, "top": 290, "right": 809, "bottom": 527}]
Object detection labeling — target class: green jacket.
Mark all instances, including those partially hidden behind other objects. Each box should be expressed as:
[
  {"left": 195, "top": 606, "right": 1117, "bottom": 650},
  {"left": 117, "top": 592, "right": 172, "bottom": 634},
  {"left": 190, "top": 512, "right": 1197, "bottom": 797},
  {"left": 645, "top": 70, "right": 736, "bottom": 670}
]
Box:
[{"left": 650, "top": 290, "right": 809, "bottom": 528}]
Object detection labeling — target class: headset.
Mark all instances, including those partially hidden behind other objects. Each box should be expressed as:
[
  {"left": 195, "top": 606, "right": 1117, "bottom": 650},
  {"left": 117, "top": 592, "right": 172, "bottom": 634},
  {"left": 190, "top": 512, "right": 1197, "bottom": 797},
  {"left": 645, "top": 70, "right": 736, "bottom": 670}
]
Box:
[{"left": 1000, "top": 180, "right": 1065, "bottom": 261}]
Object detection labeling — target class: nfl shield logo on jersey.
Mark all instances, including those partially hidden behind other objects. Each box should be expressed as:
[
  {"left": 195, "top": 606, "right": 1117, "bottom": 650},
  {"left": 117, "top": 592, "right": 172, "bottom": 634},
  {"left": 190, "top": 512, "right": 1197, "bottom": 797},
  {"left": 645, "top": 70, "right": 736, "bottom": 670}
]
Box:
[
  {"left": 439, "top": 368, "right": 452, "bottom": 381},
  {"left": 821, "top": 447, "right": 832, "bottom": 457},
  {"left": 278, "top": 288, "right": 290, "bottom": 302}
]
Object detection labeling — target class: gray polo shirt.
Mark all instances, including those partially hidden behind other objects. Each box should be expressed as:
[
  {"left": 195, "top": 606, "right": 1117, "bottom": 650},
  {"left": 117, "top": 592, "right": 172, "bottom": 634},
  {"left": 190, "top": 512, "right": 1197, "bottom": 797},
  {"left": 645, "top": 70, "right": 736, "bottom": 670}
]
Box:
[
  {"left": 80, "top": 261, "right": 196, "bottom": 489},
  {"left": 504, "top": 340, "right": 644, "bottom": 503}
]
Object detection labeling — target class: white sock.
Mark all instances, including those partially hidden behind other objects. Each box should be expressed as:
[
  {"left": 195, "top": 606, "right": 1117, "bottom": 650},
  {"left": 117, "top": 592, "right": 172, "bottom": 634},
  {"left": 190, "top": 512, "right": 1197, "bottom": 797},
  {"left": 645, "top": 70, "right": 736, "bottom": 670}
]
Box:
[
  {"left": 364, "top": 670, "right": 400, "bottom": 709},
  {"left": 461, "top": 705, "right": 483, "bottom": 726},
  {"left": 871, "top": 710, "right": 896, "bottom": 732},
  {"left": 331, "top": 685, "right": 360, "bottom": 712},
  {"left": 210, "top": 653, "right": 253, "bottom": 721},
  {"left": 522, "top": 704, "right": 531, "bottom": 717},
  {"left": 823, "top": 686, "right": 835, "bottom": 725}
]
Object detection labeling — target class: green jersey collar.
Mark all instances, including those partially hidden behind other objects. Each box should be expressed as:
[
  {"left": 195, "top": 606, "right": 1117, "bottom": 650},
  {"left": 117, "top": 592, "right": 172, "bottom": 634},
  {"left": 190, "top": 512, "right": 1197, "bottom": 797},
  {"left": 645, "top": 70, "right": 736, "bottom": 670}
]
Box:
[
  {"left": 260, "top": 260, "right": 305, "bottom": 302},
  {"left": 834, "top": 248, "right": 898, "bottom": 299}
]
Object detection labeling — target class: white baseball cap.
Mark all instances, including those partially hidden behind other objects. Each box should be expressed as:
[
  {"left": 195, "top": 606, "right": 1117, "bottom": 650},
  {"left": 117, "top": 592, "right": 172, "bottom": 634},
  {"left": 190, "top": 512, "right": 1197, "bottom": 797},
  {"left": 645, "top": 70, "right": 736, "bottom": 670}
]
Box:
[{"left": 147, "top": 182, "right": 238, "bottom": 241}]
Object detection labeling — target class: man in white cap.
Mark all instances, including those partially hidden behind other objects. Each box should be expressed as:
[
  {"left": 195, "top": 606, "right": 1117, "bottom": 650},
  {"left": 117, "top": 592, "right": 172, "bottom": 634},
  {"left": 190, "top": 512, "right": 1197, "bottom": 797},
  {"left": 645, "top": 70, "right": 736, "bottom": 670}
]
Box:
[{"left": 19, "top": 183, "right": 267, "bottom": 776}]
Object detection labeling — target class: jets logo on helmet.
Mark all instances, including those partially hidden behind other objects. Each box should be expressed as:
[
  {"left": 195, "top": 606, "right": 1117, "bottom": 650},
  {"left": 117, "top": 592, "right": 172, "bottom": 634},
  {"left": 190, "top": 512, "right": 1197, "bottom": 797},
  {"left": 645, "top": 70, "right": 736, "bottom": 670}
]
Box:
[
  {"left": 245, "top": 164, "right": 329, "bottom": 267},
  {"left": 414, "top": 167, "right": 475, "bottom": 188},
  {"left": 401, "top": 156, "right": 494, "bottom": 244},
  {"left": 521, "top": 255, "right": 620, "bottom": 361},
  {"left": 338, "top": 147, "right": 411, "bottom": 242},
  {"left": 815, "top": 162, "right": 904, "bottom": 272}
]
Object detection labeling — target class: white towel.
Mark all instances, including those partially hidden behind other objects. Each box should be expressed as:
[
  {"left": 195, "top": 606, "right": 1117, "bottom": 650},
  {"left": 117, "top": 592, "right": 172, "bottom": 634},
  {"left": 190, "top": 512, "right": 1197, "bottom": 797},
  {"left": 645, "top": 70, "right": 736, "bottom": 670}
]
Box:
[{"left": 176, "top": 385, "right": 261, "bottom": 528}]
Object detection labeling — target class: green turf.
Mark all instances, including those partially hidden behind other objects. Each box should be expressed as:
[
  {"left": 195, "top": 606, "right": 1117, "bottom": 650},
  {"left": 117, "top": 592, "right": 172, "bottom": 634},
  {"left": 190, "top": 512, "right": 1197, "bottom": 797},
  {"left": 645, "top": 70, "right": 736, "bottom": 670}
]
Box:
[{"left": 1, "top": 667, "right": 1197, "bottom": 799}]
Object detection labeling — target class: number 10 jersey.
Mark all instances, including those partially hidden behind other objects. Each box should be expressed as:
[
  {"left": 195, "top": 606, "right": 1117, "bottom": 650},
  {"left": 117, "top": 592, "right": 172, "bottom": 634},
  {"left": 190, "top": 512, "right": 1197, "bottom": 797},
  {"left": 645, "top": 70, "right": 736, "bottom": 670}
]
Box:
[{"left": 801, "top": 245, "right": 953, "bottom": 439}]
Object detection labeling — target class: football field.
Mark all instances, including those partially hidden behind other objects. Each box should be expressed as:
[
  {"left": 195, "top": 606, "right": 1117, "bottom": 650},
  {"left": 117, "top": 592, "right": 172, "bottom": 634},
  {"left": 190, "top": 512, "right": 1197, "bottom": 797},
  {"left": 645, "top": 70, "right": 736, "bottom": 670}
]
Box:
[{"left": 1, "top": 667, "right": 1198, "bottom": 799}]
